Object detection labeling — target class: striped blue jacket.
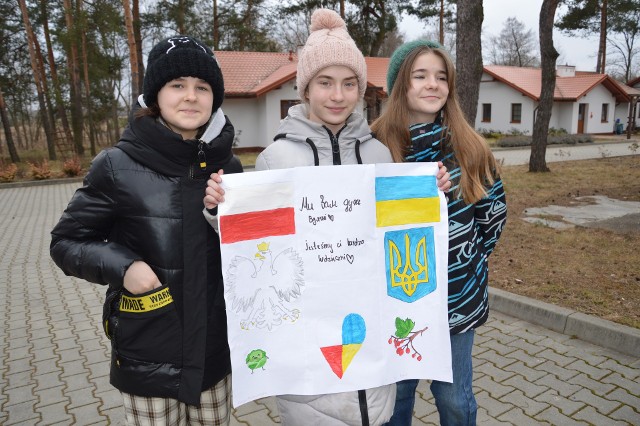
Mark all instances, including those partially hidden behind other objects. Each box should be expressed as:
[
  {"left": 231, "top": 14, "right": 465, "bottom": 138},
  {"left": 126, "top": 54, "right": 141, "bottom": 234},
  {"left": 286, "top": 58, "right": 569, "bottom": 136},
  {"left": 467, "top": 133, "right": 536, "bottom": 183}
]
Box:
[{"left": 406, "top": 121, "right": 507, "bottom": 335}]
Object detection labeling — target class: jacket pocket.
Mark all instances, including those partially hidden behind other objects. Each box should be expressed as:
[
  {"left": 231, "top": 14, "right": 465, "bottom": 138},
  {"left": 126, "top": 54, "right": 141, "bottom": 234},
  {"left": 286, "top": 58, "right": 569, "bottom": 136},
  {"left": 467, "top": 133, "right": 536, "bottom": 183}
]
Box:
[
  {"left": 103, "top": 287, "right": 121, "bottom": 340},
  {"left": 114, "top": 286, "right": 183, "bottom": 365}
]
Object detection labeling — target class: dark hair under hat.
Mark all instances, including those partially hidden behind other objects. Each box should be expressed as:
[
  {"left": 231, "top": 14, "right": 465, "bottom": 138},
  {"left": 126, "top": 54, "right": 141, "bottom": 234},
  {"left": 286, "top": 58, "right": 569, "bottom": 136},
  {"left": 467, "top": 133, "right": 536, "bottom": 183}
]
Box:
[{"left": 143, "top": 35, "right": 224, "bottom": 113}]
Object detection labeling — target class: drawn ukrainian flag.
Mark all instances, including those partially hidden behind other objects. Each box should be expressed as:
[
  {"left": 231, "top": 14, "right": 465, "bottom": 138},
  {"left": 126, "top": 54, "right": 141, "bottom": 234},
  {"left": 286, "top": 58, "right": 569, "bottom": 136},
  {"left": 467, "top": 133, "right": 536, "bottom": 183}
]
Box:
[{"left": 375, "top": 175, "right": 440, "bottom": 227}]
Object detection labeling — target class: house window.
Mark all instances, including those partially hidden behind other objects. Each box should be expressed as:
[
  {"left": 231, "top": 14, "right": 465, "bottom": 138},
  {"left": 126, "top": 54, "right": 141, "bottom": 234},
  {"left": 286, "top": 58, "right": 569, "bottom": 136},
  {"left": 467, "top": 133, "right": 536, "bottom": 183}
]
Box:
[
  {"left": 482, "top": 104, "right": 491, "bottom": 122},
  {"left": 280, "top": 100, "right": 300, "bottom": 119},
  {"left": 601, "top": 103, "right": 609, "bottom": 122},
  {"left": 510, "top": 103, "right": 522, "bottom": 123}
]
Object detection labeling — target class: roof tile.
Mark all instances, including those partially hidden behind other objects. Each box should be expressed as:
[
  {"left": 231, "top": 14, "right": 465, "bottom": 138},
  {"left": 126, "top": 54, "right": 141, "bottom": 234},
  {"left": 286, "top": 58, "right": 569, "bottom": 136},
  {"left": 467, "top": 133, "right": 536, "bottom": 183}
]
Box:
[
  {"left": 215, "top": 53, "right": 633, "bottom": 102},
  {"left": 216, "top": 51, "right": 297, "bottom": 95},
  {"left": 364, "top": 57, "right": 389, "bottom": 92},
  {"left": 483, "top": 65, "right": 629, "bottom": 102},
  {"left": 216, "top": 51, "right": 391, "bottom": 96}
]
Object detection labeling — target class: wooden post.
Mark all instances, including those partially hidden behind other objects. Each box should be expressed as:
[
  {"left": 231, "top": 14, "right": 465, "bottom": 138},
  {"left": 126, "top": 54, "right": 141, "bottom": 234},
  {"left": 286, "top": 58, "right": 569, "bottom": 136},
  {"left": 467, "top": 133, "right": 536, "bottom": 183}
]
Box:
[{"left": 627, "top": 97, "right": 637, "bottom": 140}]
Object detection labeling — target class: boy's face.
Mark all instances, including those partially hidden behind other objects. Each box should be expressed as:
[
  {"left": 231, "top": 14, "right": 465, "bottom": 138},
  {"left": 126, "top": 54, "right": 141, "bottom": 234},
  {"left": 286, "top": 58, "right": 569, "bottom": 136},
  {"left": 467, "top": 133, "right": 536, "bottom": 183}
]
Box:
[
  {"left": 406, "top": 52, "right": 449, "bottom": 124},
  {"left": 305, "top": 65, "right": 359, "bottom": 135},
  {"left": 157, "top": 76, "right": 213, "bottom": 140}
]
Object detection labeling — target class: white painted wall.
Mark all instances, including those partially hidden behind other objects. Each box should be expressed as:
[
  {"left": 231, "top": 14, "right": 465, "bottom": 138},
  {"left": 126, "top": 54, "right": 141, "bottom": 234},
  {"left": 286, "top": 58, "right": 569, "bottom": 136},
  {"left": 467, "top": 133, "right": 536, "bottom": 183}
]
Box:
[
  {"left": 264, "top": 80, "right": 298, "bottom": 146},
  {"left": 553, "top": 102, "right": 574, "bottom": 133},
  {"left": 474, "top": 73, "right": 630, "bottom": 135},
  {"left": 614, "top": 81, "right": 636, "bottom": 130},
  {"left": 476, "top": 75, "right": 535, "bottom": 134},
  {"left": 225, "top": 73, "right": 635, "bottom": 149},
  {"left": 225, "top": 78, "right": 368, "bottom": 149},
  {"left": 223, "top": 99, "right": 261, "bottom": 149},
  {"left": 579, "top": 84, "right": 617, "bottom": 134},
  {"left": 615, "top": 103, "right": 632, "bottom": 130},
  {"left": 223, "top": 80, "right": 299, "bottom": 149}
]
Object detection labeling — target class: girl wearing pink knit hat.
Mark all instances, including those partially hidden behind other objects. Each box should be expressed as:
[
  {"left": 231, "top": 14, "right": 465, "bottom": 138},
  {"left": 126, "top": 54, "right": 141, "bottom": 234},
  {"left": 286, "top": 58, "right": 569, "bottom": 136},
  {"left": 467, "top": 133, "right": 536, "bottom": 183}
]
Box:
[
  {"left": 256, "top": 13, "right": 399, "bottom": 424},
  {"left": 204, "top": 9, "right": 450, "bottom": 425},
  {"left": 253, "top": 8, "right": 385, "bottom": 170}
]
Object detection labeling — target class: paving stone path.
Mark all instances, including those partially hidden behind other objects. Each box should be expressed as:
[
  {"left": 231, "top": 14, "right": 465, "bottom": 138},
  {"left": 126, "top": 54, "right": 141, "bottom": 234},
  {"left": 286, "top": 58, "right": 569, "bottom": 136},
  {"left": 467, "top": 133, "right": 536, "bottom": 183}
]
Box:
[{"left": 1, "top": 176, "right": 638, "bottom": 425}]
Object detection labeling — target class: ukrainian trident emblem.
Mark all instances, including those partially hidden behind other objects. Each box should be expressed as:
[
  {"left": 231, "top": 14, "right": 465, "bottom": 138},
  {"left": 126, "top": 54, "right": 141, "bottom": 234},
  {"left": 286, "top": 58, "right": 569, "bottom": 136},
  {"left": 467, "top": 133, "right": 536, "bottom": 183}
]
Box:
[{"left": 385, "top": 227, "right": 437, "bottom": 302}]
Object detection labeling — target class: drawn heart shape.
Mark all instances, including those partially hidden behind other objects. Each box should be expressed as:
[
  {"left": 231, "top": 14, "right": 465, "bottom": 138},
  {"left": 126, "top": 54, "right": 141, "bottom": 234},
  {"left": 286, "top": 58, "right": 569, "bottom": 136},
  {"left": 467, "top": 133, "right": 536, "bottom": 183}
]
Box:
[
  {"left": 346, "top": 254, "right": 354, "bottom": 264},
  {"left": 320, "top": 313, "right": 366, "bottom": 378}
]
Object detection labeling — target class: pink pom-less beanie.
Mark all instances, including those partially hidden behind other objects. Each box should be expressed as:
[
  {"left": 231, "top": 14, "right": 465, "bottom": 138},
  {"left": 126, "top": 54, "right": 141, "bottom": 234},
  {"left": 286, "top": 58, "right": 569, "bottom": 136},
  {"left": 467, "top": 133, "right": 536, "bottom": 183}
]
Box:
[{"left": 296, "top": 9, "right": 367, "bottom": 100}]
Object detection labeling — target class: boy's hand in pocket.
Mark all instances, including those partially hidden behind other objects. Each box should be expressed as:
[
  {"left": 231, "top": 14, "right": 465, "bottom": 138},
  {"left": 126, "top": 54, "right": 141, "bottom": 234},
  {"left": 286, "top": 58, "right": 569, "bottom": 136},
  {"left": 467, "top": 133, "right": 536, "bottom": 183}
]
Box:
[{"left": 123, "top": 261, "right": 161, "bottom": 294}]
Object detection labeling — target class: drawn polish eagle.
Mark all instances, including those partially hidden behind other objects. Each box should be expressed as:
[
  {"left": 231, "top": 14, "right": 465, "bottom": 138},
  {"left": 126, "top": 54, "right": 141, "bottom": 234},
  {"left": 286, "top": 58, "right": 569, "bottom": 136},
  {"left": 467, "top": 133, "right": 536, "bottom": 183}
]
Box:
[{"left": 225, "top": 242, "right": 304, "bottom": 331}]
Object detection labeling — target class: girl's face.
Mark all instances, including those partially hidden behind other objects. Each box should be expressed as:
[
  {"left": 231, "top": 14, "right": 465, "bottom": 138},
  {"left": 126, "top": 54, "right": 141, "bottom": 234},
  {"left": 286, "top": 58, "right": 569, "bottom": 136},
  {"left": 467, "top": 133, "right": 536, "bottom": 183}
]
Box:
[
  {"left": 406, "top": 52, "right": 449, "bottom": 124},
  {"left": 157, "top": 76, "right": 213, "bottom": 140},
  {"left": 305, "top": 65, "right": 359, "bottom": 135}
]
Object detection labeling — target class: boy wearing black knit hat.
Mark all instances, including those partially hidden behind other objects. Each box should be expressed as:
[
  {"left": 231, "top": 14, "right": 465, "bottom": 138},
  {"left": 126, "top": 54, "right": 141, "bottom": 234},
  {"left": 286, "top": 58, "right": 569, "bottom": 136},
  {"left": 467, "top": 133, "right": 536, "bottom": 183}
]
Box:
[{"left": 51, "top": 35, "right": 241, "bottom": 424}]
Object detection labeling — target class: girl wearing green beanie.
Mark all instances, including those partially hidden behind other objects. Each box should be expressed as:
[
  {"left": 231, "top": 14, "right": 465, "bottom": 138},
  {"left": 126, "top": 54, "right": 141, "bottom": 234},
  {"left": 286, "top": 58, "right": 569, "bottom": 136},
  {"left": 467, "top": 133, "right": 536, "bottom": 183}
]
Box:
[{"left": 372, "top": 41, "right": 507, "bottom": 426}]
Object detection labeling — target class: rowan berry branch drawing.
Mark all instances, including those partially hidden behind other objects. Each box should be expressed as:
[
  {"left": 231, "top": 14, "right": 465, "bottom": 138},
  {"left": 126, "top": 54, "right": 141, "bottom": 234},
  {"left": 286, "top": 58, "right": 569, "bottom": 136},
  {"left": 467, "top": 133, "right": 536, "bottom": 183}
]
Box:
[{"left": 388, "top": 317, "right": 428, "bottom": 361}]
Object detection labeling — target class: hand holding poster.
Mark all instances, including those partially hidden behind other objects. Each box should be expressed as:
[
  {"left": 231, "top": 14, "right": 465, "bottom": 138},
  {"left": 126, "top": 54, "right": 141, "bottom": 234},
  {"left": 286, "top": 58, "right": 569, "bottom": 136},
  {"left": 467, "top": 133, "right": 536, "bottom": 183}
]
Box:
[{"left": 218, "top": 162, "right": 451, "bottom": 407}]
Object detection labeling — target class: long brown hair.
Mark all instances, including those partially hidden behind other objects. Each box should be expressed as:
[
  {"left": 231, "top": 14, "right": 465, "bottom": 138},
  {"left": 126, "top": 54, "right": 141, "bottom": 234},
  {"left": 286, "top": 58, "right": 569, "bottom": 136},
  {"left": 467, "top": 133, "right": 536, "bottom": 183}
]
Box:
[{"left": 372, "top": 45, "right": 499, "bottom": 204}]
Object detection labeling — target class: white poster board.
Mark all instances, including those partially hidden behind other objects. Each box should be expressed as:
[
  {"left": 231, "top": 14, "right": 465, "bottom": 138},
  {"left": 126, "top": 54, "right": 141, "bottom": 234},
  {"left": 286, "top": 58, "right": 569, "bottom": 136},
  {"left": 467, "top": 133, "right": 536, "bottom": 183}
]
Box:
[{"left": 218, "top": 163, "right": 451, "bottom": 407}]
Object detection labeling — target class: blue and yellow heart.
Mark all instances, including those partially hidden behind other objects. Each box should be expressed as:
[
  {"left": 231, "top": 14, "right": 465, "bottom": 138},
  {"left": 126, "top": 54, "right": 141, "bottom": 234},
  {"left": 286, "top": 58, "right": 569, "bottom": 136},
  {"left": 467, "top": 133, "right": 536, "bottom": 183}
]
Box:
[{"left": 320, "top": 313, "right": 366, "bottom": 379}]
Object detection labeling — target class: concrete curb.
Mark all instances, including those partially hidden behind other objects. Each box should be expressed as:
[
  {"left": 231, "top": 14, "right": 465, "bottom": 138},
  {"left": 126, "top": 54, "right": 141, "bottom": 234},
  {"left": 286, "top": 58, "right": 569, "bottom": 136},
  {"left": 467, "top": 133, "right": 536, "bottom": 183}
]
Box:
[
  {"left": 0, "top": 176, "right": 83, "bottom": 189},
  {"left": 489, "top": 287, "right": 640, "bottom": 357}
]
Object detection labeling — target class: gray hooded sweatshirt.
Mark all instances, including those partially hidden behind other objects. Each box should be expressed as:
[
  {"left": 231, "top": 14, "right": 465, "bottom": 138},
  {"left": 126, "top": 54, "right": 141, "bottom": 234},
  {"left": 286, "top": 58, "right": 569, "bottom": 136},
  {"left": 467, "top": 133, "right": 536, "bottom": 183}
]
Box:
[
  {"left": 256, "top": 103, "right": 396, "bottom": 425},
  {"left": 256, "top": 103, "right": 393, "bottom": 170}
]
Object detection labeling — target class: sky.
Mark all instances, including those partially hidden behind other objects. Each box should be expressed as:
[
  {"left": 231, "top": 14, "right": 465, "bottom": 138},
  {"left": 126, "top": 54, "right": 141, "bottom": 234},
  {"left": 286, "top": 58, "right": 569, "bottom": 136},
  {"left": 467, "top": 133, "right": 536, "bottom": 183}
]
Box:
[{"left": 399, "top": 0, "right": 601, "bottom": 72}]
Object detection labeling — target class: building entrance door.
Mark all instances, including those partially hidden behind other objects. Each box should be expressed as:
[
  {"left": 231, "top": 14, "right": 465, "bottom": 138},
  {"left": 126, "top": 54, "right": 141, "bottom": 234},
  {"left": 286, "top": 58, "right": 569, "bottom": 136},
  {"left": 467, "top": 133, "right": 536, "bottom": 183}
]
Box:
[{"left": 577, "top": 103, "right": 587, "bottom": 133}]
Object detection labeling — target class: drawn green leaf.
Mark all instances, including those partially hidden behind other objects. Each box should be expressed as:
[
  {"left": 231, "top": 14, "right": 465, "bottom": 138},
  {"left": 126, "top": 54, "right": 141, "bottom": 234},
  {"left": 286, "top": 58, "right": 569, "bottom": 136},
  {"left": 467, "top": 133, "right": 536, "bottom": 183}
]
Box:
[{"left": 395, "top": 317, "right": 415, "bottom": 339}]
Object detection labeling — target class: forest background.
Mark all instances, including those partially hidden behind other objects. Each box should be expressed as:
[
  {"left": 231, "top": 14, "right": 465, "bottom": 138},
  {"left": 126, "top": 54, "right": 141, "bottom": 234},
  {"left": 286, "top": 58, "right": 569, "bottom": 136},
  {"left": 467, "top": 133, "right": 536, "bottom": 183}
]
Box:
[
  {"left": 2, "top": 0, "right": 640, "bottom": 167},
  {"left": 1, "top": 0, "right": 639, "bottom": 329}
]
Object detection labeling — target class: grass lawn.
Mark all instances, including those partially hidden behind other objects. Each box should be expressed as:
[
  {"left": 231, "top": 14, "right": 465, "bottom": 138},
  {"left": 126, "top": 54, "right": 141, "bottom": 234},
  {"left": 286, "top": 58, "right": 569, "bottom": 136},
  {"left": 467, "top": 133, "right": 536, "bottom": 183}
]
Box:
[{"left": 490, "top": 156, "right": 640, "bottom": 329}]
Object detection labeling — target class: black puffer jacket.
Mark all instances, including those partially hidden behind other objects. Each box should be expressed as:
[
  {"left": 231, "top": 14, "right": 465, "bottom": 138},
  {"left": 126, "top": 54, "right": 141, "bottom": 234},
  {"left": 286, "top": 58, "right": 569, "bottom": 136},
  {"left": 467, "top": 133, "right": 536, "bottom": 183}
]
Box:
[{"left": 50, "top": 106, "right": 242, "bottom": 405}]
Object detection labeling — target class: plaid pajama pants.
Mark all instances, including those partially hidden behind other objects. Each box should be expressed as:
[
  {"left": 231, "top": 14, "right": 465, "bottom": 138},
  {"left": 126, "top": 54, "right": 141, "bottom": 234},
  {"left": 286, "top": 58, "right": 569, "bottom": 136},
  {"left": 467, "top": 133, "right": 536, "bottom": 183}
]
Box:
[{"left": 122, "top": 375, "right": 231, "bottom": 425}]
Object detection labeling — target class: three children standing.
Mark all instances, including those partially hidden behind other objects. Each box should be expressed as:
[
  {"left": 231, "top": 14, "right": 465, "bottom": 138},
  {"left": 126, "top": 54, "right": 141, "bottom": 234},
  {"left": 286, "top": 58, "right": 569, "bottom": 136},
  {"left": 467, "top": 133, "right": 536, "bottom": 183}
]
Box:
[{"left": 51, "top": 10, "right": 505, "bottom": 426}]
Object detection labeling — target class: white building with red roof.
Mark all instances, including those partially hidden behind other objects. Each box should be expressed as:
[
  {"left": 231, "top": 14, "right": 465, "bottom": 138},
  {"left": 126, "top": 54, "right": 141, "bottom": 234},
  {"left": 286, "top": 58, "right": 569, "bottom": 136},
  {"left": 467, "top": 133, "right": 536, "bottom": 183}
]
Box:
[
  {"left": 477, "top": 64, "right": 637, "bottom": 135},
  {"left": 215, "top": 52, "right": 637, "bottom": 149}
]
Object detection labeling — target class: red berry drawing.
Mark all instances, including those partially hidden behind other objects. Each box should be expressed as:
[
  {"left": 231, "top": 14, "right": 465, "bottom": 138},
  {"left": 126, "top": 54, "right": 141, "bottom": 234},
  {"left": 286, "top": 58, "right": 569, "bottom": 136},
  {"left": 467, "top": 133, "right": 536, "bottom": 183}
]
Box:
[{"left": 388, "top": 317, "right": 428, "bottom": 362}]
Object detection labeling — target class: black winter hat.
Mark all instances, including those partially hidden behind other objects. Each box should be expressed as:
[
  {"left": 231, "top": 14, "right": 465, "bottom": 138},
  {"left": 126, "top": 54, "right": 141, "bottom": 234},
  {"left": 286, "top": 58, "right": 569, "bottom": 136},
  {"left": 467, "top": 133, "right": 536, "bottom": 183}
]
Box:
[{"left": 143, "top": 35, "right": 224, "bottom": 113}]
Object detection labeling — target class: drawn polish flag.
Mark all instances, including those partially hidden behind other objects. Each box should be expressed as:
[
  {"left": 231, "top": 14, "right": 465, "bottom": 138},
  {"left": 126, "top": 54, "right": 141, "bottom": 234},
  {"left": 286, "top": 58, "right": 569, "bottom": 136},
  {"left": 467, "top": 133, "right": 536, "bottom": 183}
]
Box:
[
  {"left": 219, "top": 182, "right": 295, "bottom": 244},
  {"left": 375, "top": 175, "right": 440, "bottom": 227}
]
